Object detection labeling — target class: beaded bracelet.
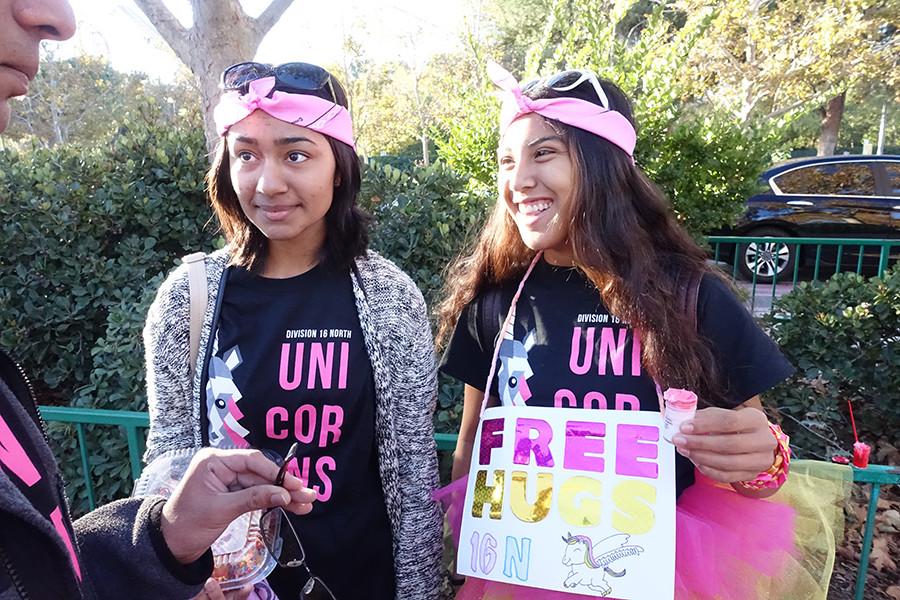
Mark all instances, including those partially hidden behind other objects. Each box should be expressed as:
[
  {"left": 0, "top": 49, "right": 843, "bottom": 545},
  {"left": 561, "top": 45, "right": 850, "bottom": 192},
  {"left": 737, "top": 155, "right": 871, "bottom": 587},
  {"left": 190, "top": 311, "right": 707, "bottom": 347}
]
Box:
[{"left": 735, "top": 423, "right": 791, "bottom": 491}]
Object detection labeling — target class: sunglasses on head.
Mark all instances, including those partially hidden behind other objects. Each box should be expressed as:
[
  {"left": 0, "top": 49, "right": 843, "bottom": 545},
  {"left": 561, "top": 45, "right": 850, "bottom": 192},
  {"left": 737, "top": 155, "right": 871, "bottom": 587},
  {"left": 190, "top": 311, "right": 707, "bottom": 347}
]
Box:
[
  {"left": 527, "top": 69, "right": 611, "bottom": 110},
  {"left": 260, "top": 443, "right": 338, "bottom": 600},
  {"left": 221, "top": 61, "right": 337, "bottom": 103}
]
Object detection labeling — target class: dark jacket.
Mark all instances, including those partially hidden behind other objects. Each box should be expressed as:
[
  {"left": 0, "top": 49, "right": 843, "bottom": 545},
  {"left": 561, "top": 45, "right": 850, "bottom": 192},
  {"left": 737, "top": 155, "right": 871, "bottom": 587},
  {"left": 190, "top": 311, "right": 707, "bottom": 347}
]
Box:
[{"left": 0, "top": 350, "right": 211, "bottom": 599}]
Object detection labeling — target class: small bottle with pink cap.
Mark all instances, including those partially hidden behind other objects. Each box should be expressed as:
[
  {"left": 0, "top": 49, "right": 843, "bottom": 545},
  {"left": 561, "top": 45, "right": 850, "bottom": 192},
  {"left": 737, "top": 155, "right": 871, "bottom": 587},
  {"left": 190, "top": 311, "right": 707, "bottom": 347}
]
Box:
[{"left": 662, "top": 388, "right": 698, "bottom": 442}]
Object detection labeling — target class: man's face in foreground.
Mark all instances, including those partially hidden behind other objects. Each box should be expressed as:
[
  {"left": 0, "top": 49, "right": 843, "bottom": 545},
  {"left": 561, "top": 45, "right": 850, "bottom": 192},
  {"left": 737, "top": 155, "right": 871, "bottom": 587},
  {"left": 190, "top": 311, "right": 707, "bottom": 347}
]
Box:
[{"left": 0, "top": 0, "right": 75, "bottom": 132}]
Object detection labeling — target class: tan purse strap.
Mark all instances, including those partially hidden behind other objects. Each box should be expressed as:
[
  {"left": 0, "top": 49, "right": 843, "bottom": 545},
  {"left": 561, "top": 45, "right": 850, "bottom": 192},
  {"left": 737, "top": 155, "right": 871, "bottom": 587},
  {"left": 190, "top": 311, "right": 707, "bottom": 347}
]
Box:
[{"left": 182, "top": 252, "right": 207, "bottom": 379}]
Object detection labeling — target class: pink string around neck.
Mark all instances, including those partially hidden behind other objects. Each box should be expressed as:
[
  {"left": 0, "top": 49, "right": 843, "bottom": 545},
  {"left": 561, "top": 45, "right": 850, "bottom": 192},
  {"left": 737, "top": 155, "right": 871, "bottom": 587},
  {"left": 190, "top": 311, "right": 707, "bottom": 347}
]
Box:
[{"left": 480, "top": 252, "right": 544, "bottom": 416}]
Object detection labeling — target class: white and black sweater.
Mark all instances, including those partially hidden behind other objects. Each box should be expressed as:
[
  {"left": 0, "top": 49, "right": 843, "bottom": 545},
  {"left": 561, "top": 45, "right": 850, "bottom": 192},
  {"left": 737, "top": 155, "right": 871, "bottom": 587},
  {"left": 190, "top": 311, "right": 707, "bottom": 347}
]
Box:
[{"left": 142, "top": 248, "right": 443, "bottom": 600}]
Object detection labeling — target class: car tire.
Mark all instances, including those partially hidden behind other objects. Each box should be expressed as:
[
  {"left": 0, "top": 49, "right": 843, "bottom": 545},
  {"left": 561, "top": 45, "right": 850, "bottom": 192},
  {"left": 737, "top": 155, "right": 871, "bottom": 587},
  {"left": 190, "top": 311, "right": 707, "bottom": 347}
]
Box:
[{"left": 737, "top": 227, "right": 797, "bottom": 284}]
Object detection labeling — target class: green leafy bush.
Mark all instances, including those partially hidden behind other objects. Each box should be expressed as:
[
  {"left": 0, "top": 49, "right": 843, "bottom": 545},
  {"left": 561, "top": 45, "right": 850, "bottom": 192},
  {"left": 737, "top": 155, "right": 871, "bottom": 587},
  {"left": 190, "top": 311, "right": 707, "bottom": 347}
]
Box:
[
  {"left": 0, "top": 120, "right": 217, "bottom": 512},
  {"left": 359, "top": 159, "right": 491, "bottom": 434},
  {"left": 763, "top": 267, "right": 900, "bottom": 460}
]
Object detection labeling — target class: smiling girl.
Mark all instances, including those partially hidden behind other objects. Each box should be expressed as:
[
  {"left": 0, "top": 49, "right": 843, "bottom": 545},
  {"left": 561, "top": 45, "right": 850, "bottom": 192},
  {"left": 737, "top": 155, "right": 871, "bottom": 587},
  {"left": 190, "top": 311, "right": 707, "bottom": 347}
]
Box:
[
  {"left": 433, "top": 64, "right": 818, "bottom": 600},
  {"left": 142, "top": 62, "right": 442, "bottom": 600}
]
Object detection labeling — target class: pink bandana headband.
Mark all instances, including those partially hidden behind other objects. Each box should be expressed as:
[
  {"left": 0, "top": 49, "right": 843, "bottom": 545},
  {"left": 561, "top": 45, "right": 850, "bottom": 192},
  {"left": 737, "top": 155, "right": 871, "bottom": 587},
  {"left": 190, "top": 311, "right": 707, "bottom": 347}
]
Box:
[
  {"left": 487, "top": 62, "right": 636, "bottom": 158},
  {"left": 213, "top": 76, "right": 356, "bottom": 149}
]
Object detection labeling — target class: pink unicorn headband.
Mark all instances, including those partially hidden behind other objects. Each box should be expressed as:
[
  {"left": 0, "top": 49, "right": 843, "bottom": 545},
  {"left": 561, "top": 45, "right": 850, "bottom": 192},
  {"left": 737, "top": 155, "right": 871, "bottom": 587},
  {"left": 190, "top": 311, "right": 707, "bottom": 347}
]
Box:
[
  {"left": 213, "top": 76, "right": 356, "bottom": 149},
  {"left": 487, "top": 62, "right": 636, "bottom": 158}
]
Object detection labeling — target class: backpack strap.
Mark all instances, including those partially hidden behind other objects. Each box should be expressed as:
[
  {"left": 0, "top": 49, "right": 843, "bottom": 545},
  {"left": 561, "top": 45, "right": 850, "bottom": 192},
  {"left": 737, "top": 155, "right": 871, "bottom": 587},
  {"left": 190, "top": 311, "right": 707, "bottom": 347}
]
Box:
[
  {"left": 182, "top": 252, "right": 207, "bottom": 379},
  {"left": 674, "top": 268, "right": 703, "bottom": 331},
  {"left": 478, "top": 287, "right": 504, "bottom": 355}
]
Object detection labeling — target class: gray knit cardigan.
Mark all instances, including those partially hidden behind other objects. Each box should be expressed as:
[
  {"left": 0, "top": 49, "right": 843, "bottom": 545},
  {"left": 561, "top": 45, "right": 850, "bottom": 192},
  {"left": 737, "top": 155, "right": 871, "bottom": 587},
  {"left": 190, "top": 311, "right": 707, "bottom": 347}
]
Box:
[{"left": 142, "top": 248, "right": 443, "bottom": 600}]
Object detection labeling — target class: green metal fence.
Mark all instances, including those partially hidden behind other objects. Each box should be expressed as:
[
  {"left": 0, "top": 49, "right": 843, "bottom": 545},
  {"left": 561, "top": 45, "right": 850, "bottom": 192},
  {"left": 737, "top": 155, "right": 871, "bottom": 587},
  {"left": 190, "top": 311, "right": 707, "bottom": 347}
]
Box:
[
  {"left": 40, "top": 406, "right": 898, "bottom": 599},
  {"left": 708, "top": 236, "right": 900, "bottom": 314}
]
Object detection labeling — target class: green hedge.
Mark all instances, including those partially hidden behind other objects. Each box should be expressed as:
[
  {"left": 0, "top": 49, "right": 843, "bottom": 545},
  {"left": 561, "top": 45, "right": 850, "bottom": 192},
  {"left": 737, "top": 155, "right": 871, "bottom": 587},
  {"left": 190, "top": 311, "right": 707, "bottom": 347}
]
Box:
[
  {"left": 0, "top": 122, "right": 217, "bottom": 511},
  {"left": 763, "top": 267, "right": 900, "bottom": 461}
]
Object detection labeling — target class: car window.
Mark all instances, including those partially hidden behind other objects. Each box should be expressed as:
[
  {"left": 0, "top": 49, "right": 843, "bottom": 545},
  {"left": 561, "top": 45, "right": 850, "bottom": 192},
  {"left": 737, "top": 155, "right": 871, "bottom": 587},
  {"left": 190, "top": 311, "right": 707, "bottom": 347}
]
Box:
[
  {"left": 774, "top": 163, "right": 876, "bottom": 196},
  {"left": 884, "top": 163, "right": 900, "bottom": 196}
]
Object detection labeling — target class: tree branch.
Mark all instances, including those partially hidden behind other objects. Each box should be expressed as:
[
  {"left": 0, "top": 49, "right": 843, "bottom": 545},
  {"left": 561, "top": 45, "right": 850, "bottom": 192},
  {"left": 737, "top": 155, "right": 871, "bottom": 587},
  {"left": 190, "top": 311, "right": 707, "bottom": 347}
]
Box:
[
  {"left": 132, "top": 0, "right": 192, "bottom": 61},
  {"left": 255, "top": 0, "right": 295, "bottom": 36},
  {"left": 764, "top": 97, "right": 816, "bottom": 121}
]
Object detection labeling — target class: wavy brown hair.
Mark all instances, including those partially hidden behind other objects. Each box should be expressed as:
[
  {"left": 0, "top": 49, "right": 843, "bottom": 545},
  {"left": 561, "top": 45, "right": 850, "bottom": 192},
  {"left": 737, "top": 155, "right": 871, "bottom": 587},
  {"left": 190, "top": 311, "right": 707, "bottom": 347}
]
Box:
[
  {"left": 437, "top": 73, "right": 725, "bottom": 404},
  {"left": 207, "top": 67, "right": 369, "bottom": 273}
]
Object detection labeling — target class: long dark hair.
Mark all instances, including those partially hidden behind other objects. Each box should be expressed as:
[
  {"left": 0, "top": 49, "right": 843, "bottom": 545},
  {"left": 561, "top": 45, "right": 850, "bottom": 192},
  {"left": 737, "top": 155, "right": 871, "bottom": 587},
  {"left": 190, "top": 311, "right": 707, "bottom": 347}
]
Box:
[
  {"left": 437, "top": 72, "right": 725, "bottom": 403},
  {"left": 207, "top": 67, "right": 370, "bottom": 272}
]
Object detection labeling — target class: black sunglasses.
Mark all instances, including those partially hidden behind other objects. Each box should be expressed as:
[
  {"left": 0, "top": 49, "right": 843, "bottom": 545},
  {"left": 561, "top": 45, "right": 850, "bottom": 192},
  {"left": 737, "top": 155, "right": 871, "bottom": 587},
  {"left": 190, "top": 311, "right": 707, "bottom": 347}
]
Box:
[
  {"left": 221, "top": 62, "right": 337, "bottom": 103},
  {"left": 260, "top": 443, "right": 337, "bottom": 600}
]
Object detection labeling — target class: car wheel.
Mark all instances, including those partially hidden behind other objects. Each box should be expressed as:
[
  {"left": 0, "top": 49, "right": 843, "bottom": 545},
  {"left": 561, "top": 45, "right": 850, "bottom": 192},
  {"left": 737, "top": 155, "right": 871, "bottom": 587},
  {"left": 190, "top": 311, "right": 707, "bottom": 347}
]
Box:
[{"left": 737, "top": 228, "right": 797, "bottom": 283}]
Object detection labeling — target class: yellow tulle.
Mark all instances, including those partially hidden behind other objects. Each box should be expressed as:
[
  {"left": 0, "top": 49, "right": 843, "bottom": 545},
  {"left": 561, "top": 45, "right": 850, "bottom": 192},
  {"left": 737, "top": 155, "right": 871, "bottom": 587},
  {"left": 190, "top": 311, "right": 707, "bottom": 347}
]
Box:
[{"left": 759, "top": 459, "right": 854, "bottom": 600}]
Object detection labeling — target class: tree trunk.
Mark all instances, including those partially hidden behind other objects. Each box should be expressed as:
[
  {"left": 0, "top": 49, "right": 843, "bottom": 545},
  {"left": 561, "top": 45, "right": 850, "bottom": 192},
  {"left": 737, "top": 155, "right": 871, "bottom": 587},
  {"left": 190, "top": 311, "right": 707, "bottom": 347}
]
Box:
[
  {"left": 134, "top": 0, "right": 295, "bottom": 156},
  {"left": 421, "top": 133, "right": 430, "bottom": 166},
  {"left": 816, "top": 91, "right": 845, "bottom": 156}
]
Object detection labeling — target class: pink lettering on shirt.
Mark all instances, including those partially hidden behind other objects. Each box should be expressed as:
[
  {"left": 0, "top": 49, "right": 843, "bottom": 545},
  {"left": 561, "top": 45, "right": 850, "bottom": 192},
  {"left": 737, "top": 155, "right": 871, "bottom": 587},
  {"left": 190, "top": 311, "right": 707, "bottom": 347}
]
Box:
[
  {"left": 279, "top": 343, "right": 305, "bottom": 390},
  {"left": 631, "top": 330, "right": 642, "bottom": 377},
  {"left": 309, "top": 343, "right": 334, "bottom": 389},
  {"left": 554, "top": 389, "right": 577, "bottom": 408},
  {"left": 338, "top": 342, "right": 349, "bottom": 389},
  {"left": 598, "top": 327, "right": 627, "bottom": 376},
  {"left": 583, "top": 391, "right": 608, "bottom": 410},
  {"left": 615, "top": 393, "right": 640, "bottom": 411},
  {"left": 266, "top": 407, "right": 289, "bottom": 439},
  {"left": 315, "top": 456, "right": 335, "bottom": 501},
  {"left": 569, "top": 327, "right": 594, "bottom": 375},
  {"left": 287, "top": 456, "right": 335, "bottom": 502},
  {"left": 0, "top": 413, "right": 41, "bottom": 487},
  {"left": 50, "top": 507, "right": 82, "bottom": 581},
  {"left": 293, "top": 405, "right": 316, "bottom": 444},
  {"left": 318, "top": 406, "right": 344, "bottom": 447}
]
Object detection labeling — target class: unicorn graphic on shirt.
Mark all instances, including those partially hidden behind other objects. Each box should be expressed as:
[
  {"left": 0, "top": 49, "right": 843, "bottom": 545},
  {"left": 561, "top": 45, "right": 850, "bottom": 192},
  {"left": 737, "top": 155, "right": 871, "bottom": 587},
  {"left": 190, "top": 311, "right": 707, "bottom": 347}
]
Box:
[
  {"left": 206, "top": 333, "right": 250, "bottom": 448},
  {"left": 496, "top": 305, "right": 537, "bottom": 406},
  {"left": 560, "top": 532, "right": 644, "bottom": 596}
]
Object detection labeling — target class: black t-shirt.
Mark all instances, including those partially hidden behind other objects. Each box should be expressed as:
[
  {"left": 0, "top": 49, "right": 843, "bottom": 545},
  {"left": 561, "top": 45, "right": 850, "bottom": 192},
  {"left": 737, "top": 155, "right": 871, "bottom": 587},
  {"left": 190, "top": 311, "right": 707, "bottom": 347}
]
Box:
[
  {"left": 440, "top": 260, "right": 794, "bottom": 496},
  {"left": 204, "top": 265, "right": 395, "bottom": 599}
]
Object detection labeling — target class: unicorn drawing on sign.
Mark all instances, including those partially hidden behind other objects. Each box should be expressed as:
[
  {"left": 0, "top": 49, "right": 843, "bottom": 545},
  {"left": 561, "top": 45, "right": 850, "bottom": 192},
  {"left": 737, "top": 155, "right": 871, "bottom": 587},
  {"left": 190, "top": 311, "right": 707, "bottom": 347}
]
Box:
[
  {"left": 561, "top": 532, "right": 644, "bottom": 596},
  {"left": 497, "top": 306, "right": 537, "bottom": 406},
  {"left": 206, "top": 334, "right": 250, "bottom": 448}
]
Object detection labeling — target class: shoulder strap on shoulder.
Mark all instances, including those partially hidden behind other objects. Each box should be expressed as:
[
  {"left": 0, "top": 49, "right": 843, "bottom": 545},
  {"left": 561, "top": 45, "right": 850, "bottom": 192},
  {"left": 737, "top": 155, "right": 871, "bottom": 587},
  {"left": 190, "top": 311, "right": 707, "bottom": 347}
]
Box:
[
  {"left": 478, "top": 287, "right": 504, "bottom": 352},
  {"left": 182, "top": 252, "right": 207, "bottom": 379},
  {"left": 674, "top": 268, "right": 703, "bottom": 331}
]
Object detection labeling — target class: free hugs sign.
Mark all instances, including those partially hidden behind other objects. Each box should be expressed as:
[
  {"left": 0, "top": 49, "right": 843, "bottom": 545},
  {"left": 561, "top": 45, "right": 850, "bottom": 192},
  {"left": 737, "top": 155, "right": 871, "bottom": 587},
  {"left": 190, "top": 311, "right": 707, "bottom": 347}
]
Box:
[{"left": 458, "top": 407, "right": 676, "bottom": 599}]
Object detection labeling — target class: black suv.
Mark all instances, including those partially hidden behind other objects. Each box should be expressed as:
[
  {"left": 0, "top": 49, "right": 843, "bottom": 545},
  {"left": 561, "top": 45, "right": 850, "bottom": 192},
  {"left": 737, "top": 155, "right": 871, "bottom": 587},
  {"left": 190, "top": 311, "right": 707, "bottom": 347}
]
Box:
[{"left": 719, "top": 155, "right": 900, "bottom": 282}]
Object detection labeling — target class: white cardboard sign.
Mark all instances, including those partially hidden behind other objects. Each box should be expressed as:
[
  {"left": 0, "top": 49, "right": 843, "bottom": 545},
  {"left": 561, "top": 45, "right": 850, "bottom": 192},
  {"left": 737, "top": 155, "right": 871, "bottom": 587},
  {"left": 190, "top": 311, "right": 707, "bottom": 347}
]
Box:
[{"left": 457, "top": 406, "right": 676, "bottom": 599}]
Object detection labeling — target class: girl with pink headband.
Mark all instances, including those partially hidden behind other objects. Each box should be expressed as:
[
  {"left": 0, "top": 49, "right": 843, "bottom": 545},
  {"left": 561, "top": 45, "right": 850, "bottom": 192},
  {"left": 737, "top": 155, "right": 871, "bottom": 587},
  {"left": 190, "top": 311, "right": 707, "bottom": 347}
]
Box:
[
  {"left": 434, "top": 64, "right": 835, "bottom": 599},
  {"left": 143, "top": 61, "right": 442, "bottom": 600}
]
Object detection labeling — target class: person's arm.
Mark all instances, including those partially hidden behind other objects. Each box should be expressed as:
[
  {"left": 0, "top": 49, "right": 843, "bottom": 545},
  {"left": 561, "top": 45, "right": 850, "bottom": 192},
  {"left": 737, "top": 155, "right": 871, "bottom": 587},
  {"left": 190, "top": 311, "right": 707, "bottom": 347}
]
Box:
[
  {"left": 391, "top": 286, "right": 444, "bottom": 600},
  {"left": 143, "top": 266, "right": 196, "bottom": 463},
  {"left": 671, "top": 395, "right": 782, "bottom": 498},
  {"left": 75, "top": 448, "right": 316, "bottom": 600},
  {"left": 675, "top": 275, "right": 794, "bottom": 498}
]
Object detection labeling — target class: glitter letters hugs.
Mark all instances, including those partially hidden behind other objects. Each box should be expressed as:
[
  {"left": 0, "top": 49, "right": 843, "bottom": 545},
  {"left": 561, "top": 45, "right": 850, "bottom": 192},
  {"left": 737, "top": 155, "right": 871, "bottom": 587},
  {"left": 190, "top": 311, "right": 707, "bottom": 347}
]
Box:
[{"left": 458, "top": 406, "right": 676, "bottom": 599}]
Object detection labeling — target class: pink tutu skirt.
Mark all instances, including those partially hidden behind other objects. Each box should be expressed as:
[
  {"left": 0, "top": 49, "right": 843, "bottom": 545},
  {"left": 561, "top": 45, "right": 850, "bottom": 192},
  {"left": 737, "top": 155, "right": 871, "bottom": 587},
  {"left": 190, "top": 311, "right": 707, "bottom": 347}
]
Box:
[{"left": 434, "top": 461, "right": 848, "bottom": 600}]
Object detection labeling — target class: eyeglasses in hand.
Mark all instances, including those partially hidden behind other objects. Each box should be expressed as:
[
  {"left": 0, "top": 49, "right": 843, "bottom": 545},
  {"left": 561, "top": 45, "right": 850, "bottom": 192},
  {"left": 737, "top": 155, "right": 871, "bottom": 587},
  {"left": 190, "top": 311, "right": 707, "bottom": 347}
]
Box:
[{"left": 260, "top": 443, "right": 337, "bottom": 600}]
